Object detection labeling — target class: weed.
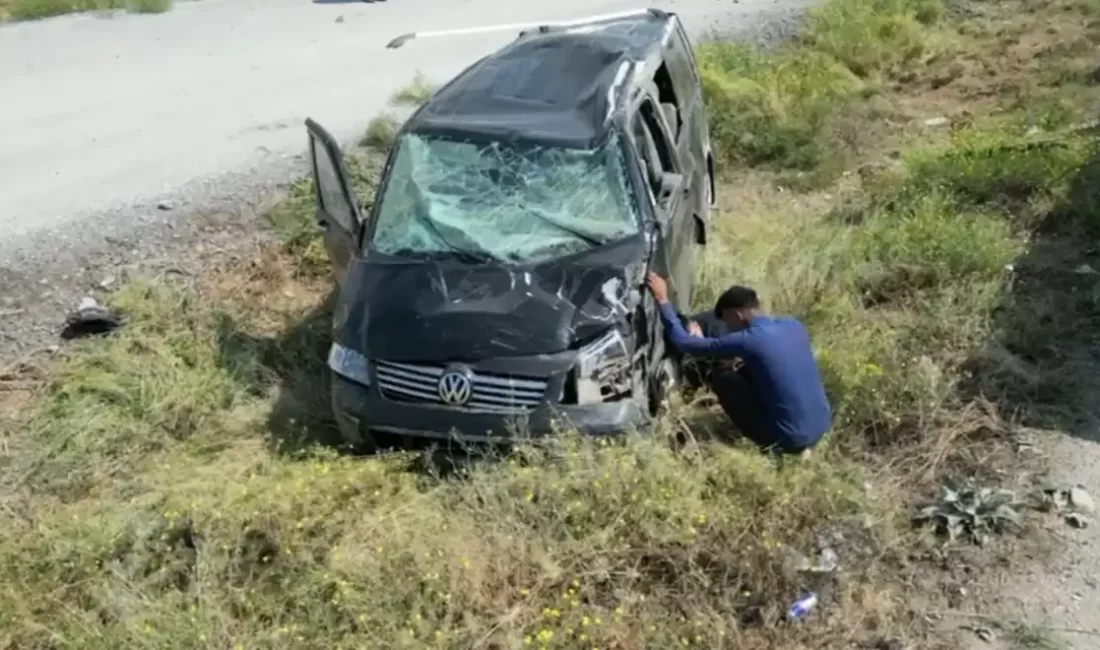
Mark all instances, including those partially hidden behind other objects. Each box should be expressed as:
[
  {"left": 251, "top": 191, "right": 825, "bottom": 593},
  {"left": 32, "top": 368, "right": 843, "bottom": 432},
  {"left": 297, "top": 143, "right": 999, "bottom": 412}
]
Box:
[
  {"left": 696, "top": 0, "right": 950, "bottom": 174},
  {"left": 389, "top": 72, "right": 435, "bottom": 107},
  {"left": 1007, "top": 624, "right": 1071, "bottom": 649},
  {"left": 905, "top": 121, "right": 1094, "bottom": 213},
  {"left": 265, "top": 148, "right": 382, "bottom": 275},
  {"left": 127, "top": 0, "right": 170, "bottom": 13},
  {"left": 697, "top": 41, "right": 859, "bottom": 170},
  {"left": 5, "top": 0, "right": 171, "bottom": 20},
  {"left": 360, "top": 113, "right": 401, "bottom": 153},
  {"left": 802, "top": 0, "right": 949, "bottom": 79}
]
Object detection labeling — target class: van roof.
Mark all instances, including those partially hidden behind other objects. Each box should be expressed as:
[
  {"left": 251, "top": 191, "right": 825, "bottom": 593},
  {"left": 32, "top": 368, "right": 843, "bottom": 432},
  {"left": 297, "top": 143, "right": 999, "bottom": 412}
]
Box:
[{"left": 403, "top": 13, "right": 670, "bottom": 148}]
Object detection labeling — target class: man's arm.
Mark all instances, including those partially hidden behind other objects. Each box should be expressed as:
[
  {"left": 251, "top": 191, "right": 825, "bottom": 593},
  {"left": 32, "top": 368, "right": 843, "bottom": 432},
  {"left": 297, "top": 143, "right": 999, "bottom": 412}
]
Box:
[{"left": 657, "top": 302, "right": 750, "bottom": 358}]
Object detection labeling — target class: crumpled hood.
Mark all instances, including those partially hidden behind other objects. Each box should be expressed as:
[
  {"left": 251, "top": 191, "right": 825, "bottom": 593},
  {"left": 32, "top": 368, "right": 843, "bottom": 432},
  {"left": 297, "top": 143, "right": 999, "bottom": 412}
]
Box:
[{"left": 334, "top": 238, "right": 646, "bottom": 361}]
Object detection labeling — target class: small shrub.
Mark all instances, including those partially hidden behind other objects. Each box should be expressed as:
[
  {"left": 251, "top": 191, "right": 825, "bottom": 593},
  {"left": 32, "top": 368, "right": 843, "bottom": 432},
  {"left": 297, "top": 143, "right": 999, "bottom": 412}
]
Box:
[
  {"left": 849, "top": 190, "right": 1018, "bottom": 304},
  {"left": 360, "top": 113, "right": 401, "bottom": 153},
  {"left": 265, "top": 147, "right": 382, "bottom": 274},
  {"left": 8, "top": 0, "right": 81, "bottom": 19},
  {"left": 8, "top": 0, "right": 171, "bottom": 20},
  {"left": 803, "top": 0, "right": 949, "bottom": 79},
  {"left": 697, "top": 0, "right": 947, "bottom": 171},
  {"left": 20, "top": 282, "right": 250, "bottom": 497},
  {"left": 698, "top": 41, "right": 859, "bottom": 169},
  {"left": 389, "top": 72, "right": 434, "bottom": 107},
  {"left": 905, "top": 124, "right": 1094, "bottom": 209},
  {"left": 127, "top": 0, "right": 170, "bottom": 13}
]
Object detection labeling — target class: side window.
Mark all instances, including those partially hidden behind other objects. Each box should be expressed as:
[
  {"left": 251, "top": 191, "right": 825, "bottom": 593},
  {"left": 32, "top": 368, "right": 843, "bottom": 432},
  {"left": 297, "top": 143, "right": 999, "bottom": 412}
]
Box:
[
  {"left": 668, "top": 22, "right": 700, "bottom": 87},
  {"left": 633, "top": 99, "right": 677, "bottom": 202},
  {"left": 310, "top": 135, "right": 358, "bottom": 233},
  {"left": 652, "top": 62, "right": 683, "bottom": 143},
  {"left": 639, "top": 99, "right": 676, "bottom": 172}
]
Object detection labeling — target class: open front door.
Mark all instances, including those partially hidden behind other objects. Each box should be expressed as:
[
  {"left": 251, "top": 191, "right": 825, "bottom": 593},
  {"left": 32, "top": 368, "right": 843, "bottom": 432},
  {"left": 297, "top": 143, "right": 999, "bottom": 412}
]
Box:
[{"left": 305, "top": 118, "right": 364, "bottom": 285}]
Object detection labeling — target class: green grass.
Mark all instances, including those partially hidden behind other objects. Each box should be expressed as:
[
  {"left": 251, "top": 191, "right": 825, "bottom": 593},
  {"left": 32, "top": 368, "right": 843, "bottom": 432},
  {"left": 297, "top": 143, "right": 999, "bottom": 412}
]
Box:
[
  {"left": 4, "top": 0, "right": 1100, "bottom": 646},
  {"left": 1007, "top": 624, "right": 1071, "bottom": 650},
  {"left": 360, "top": 112, "right": 401, "bottom": 153},
  {"left": 695, "top": 0, "right": 954, "bottom": 178},
  {"left": 2, "top": 0, "right": 171, "bottom": 21},
  {"left": 389, "top": 72, "right": 435, "bottom": 107}
]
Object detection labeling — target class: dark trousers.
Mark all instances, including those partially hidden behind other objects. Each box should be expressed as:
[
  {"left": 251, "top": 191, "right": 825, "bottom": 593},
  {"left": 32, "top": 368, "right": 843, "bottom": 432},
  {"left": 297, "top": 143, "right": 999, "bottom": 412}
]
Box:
[{"left": 678, "top": 311, "right": 806, "bottom": 454}]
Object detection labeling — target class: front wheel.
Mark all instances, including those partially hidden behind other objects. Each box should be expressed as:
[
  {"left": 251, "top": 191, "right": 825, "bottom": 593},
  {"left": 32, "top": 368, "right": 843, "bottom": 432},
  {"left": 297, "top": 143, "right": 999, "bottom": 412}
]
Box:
[{"left": 646, "top": 357, "right": 680, "bottom": 418}]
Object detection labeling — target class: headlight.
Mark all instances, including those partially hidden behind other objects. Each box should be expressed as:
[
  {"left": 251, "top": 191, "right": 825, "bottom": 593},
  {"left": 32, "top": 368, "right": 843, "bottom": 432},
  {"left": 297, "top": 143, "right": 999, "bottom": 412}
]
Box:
[
  {"left": 328, "top": 343, "right": 371, "bottom": 387},
  {"left": 574, "top": 329, "right": 632, "bottom": 404}
]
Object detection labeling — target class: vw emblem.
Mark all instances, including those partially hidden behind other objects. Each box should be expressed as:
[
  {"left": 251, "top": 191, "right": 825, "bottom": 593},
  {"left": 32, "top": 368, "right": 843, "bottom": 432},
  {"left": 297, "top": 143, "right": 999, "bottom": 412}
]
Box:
[{"left": 437, "top": 367, "right": 473, "bottom": 406}]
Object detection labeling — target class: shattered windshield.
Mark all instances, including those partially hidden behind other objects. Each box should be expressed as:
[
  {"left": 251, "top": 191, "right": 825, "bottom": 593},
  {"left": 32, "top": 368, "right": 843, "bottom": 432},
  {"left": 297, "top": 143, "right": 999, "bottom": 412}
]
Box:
[{"left": 368, "top": 131, "right": 640, "bottom": 264}]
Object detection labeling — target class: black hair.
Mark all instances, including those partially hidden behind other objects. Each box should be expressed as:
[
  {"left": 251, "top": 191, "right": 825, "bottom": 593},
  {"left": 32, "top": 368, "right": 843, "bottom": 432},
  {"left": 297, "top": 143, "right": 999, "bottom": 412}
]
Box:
[{"left": 713, "top": 285, "right": 760, "bottom": 318}]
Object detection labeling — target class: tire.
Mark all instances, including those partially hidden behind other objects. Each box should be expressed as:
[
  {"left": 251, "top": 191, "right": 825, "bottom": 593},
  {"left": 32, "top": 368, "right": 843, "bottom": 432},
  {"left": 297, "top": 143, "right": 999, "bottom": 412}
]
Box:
[
  {"left": 349, "top": 432, "right": 380, "bottom": 455},
  {"left": 647, "top": 357, "right": 678, "bottom": 418}
]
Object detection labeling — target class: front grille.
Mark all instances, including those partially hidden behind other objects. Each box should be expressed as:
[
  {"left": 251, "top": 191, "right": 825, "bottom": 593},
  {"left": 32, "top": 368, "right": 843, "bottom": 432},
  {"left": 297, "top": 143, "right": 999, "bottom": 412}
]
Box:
[{"left": 375, "top": 360, "right": 549, "bottom": 413}]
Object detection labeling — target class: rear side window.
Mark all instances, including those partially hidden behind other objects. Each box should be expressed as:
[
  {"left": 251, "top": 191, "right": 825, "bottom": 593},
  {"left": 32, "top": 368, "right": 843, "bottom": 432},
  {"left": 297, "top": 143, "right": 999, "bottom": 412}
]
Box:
[
  {"left": 663, "top": 23, "right": 699, "bottom": 138},
  {"left": 668, "top": 19, "right": 700, "bottom": 85},
  {"left": 652, "top": 63, "right": 683, "bottom": 142}
]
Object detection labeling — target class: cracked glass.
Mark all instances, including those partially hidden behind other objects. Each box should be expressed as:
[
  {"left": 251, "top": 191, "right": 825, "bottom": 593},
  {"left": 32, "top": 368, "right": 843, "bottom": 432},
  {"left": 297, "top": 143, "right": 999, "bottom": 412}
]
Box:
[{"left": 369, "top": 131, "right": 640, "bottom": 264}]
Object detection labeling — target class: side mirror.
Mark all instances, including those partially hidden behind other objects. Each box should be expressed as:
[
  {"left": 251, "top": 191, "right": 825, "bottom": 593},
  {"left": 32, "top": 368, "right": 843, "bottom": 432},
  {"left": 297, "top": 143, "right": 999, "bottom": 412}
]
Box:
[
  {"left": 654, "top": 173, "right": 687, "bottom": 220},
  {"left": 660, "top": 172, "right": 685, "bottom": 199}
]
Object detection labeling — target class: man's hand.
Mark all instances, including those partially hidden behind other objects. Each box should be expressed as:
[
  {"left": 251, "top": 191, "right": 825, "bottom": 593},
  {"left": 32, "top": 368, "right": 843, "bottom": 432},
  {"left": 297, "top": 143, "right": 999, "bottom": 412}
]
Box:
[
  {"left": 686, "top": 320, "right": 703, "bottom": 337},
  {"left": 646, "top": 272, "right": 670, "bottom": 304},
  {"left": 724, "top": 357, "right": 746, "bottom": 372}
]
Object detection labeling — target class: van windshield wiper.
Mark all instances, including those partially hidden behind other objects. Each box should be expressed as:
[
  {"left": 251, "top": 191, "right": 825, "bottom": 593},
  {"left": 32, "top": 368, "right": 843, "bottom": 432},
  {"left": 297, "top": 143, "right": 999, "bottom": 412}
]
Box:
[
  {"left": 384, "top": 247, "right": 495, "bottom": 264},
  {"left": 436, "top": 248, "right": 496, "bottom": 264}
]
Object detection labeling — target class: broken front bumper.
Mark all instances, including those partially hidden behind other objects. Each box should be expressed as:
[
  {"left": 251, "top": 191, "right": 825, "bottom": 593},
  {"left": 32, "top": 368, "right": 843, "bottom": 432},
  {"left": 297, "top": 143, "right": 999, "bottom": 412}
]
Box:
[{"left": 330, "top": 369, "right": 647, "bottom": 446}]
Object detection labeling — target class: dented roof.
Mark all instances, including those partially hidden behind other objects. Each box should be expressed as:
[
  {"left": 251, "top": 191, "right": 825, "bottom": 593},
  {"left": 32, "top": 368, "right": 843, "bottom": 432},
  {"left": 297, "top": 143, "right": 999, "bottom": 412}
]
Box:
[{"left": 404, "top": 13, "right": 669, "bottom": 148}]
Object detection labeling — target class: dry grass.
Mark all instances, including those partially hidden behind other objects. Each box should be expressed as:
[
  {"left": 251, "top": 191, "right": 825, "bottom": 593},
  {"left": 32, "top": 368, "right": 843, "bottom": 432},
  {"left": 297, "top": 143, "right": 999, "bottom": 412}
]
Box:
[{"left": 2, "top": 0, "right": 1100, "bottom": 647}]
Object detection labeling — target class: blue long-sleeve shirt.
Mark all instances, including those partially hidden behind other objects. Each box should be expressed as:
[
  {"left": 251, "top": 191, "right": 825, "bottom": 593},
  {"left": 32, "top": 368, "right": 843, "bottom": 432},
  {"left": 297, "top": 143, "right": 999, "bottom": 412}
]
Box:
[{"left": 658, "top": 302, "right": 832, "bottom": 449}]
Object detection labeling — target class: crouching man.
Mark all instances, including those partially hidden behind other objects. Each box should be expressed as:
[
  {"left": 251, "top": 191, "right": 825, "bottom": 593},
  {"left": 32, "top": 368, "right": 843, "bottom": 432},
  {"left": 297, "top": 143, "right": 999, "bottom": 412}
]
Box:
[{"left": 646, "top": 272, "right": 832, "bottom": 455}]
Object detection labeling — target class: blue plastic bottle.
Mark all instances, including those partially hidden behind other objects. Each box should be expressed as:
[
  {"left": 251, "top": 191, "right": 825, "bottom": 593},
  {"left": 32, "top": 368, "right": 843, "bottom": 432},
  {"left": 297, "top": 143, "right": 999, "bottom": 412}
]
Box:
[{"left": 787, "top": 592, "right": 817, "bottom": 620}]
